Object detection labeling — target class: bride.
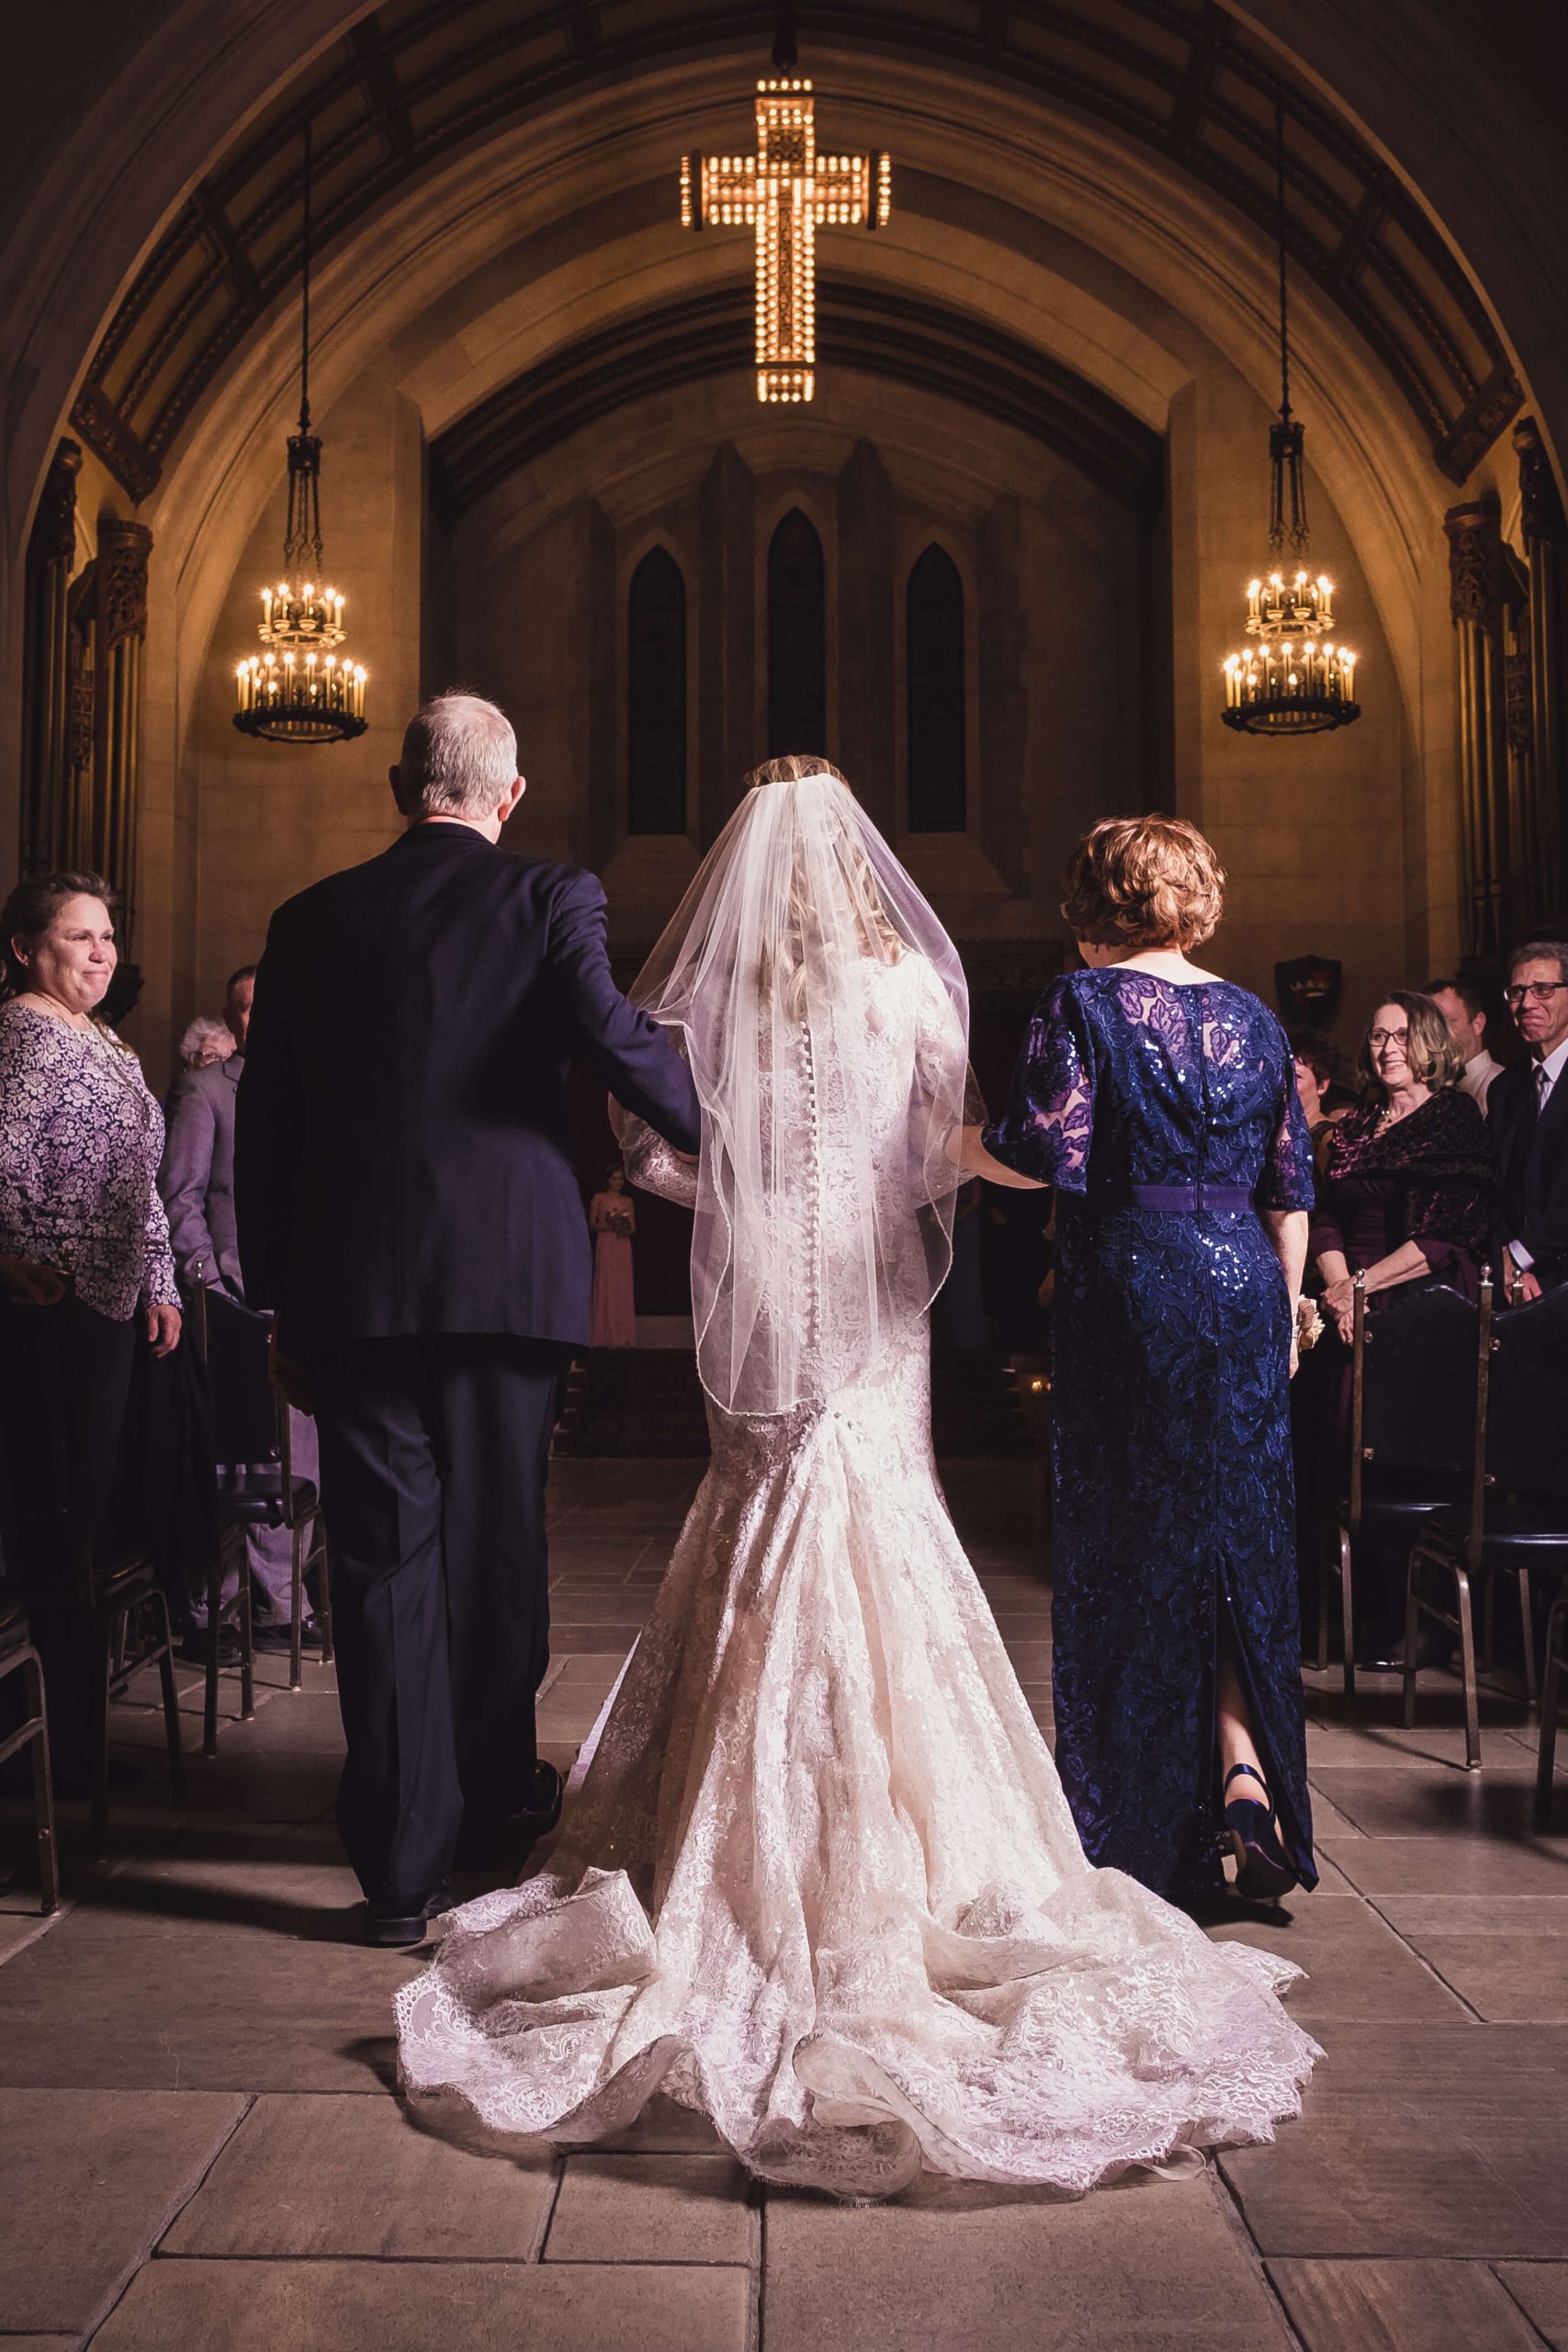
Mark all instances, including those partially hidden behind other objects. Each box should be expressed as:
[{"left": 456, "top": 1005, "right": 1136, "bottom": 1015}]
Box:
[{"left": 395, "top": 757, "right": 1318, "bottom": 2199}]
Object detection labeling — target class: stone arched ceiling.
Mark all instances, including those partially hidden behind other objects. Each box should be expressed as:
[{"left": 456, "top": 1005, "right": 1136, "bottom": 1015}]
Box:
[
  {"left": 428, "top": 278, "right": 1166, "bottom": 525},
  {"left": 72, "top": 0, "right": 1520, "bottom": 505}
]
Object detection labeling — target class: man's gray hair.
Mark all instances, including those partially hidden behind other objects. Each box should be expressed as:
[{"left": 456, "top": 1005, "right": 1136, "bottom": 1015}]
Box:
[
  {"left": 396, "top": 693, "right": 518, "bottom": 819},
  {"left": 1508, "top": 938, "right": 1568, "bottom": 984}
]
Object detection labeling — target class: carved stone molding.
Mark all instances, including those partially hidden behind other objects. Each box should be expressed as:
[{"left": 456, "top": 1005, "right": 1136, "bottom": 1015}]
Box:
[
  {"left": 1445, "top": 503, "right": 1495, "bottom": 628},
  {"left": 1505, "top": 645, "right": 1532, "bottom": 757},
  {"left": 28, "top": 439, "right": 82, "bottom": 572},
  {"left": 1516, "top": 416, "right": 1567, "bottom": 548},
  {"left": 97, "top": 519, "right": 153, "bottom": 650}
]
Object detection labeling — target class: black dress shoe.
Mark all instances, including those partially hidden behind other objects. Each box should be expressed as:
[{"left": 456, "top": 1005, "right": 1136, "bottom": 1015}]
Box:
[
  {"left": 253, "top": 1620, "right": 324, "bottom": 1656},
  {"left": 453, "top": 1761, "right": 566, "bottom": 1872},
  {"left": 364, "top": 1881, "right": 455, "bottom": 1949}
]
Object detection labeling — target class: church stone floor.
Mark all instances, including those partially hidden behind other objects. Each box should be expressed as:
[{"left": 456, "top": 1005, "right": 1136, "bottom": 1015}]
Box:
[{"left": 4, "top": 1456, "right": 1568, "bottom": 2351}]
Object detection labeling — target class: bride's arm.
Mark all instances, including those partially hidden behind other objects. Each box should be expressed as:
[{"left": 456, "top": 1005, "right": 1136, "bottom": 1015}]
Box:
[
  {"left": 956, "top": 1126, "right": 1045, "bottom": 1189},
  {"left": 613, "top": 1102, "right": 700, "bottom": 1210}
]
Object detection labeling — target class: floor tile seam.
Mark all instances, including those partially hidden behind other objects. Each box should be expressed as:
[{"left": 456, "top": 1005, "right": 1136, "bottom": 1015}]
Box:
[
  {"left": 1207, "top": 2164, "right": 1310, "bottom": 2351},
  {"left": 140, "top": 2252, "right": 754, "bottom": 2270},
  {"left": 69, "top": 2090, "right": 254, "bottom": 2349},
  {"left": 1489, "top": 2265, "right": 1560, "bottom": 2352},
  {"left": 1359, "top": 1893, "right": 1491, "bottom": 2023},
  {"left": 525, "top": 2153, "right": 567, "bottom": 2264},
  {"left": 748, "top": 2189, "right": 764, "bottom": 2352}
]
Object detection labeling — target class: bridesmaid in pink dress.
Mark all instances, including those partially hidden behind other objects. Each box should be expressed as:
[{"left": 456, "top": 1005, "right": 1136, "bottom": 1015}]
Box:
[{"left": 588, "top": 1167, "right": 637, "bottom": 1348}]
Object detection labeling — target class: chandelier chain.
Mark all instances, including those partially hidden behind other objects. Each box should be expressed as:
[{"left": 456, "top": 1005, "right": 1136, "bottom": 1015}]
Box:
[
  {"left": 299, "top": 117, "right": 312, "bottom": 440},
  {"left": 1275, "top": 98, "right": 1290, "bottom": 426}
]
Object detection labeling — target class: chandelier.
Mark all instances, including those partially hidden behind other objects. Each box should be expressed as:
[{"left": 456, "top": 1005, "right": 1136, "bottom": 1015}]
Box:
[
  {"left": 233, "top": 121, "right": 367, "bottom": 743},
  {"left": 1222, "top": 105, "right": 1360, "bottom": 738},
  {"left": 681, "top": 15, "right": 889, "bottom": 403}
]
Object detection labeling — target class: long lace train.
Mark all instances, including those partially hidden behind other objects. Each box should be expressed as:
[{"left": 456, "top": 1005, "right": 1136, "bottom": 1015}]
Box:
[{"left": 395, "top": 1328, "right": 1318, "bottom": 2200}]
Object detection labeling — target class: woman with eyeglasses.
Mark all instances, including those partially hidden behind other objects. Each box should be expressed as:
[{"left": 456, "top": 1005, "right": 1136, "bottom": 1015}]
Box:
[{"left": 1300, "top": 989, "right": 1493, "bottom": 1669}]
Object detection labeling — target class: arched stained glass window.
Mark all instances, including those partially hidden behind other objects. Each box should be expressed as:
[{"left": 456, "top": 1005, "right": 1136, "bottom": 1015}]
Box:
[
  {"left": 626, "top": 547, "right": 687, "bottom": 834},
  {"left": 767, "top": 508, "right": 826, "bottom": 757},
  {"left": 907, "top": 544, "right": 966, "bottom": 832}
]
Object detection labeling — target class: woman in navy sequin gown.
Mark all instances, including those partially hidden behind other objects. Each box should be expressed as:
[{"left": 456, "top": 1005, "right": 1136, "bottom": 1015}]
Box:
[{"left": 982, "top": 819, "right": 1317, "bottom": 1908}]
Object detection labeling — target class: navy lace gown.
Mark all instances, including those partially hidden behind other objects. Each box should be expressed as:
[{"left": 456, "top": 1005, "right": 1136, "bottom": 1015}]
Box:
[{"left": 984, "top": 968, "right": 1318, "bottom": 1905}]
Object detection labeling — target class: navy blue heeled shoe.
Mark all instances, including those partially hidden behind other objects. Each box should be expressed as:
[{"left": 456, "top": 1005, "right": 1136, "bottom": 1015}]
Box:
[{"left": 1224, "top": 1762, "right": 1299, "bottom": 1903}]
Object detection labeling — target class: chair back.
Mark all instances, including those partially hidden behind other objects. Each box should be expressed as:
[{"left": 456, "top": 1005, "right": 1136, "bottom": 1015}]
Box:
[
  {"left": 1357, "top": 1278, "right": 1483, "bottom": 1482},
  {"left": 204, "top": 1290, "right": 280, "bottom": 1470},
  {"left": 1485, "top": 1284, "right": 1568, "bottom": 1502}
]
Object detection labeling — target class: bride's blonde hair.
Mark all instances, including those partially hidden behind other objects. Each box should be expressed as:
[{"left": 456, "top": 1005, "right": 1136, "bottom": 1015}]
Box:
[{"left": 745, "top": 755, "right": 905, "bottom": 1015}]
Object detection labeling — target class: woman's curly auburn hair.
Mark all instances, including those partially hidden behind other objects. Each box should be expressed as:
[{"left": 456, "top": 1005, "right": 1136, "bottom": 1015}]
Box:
[{"left": 1060, "top": 816, "right": 1225, "bottom": 954}]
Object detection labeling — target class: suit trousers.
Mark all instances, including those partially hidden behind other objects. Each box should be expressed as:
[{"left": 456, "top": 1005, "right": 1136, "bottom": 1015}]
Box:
[{"left": 303, "top": 1333, "right": 570, "bottom": 1903}]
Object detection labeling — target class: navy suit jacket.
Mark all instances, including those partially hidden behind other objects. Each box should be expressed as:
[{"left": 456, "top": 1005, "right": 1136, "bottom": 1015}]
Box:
[
  {"left": 233, "top": 824, "right": 701, "bottom": 1344},
  {"left": 1489, "top": 1055, "right": 1568, "bottom": 1287}
]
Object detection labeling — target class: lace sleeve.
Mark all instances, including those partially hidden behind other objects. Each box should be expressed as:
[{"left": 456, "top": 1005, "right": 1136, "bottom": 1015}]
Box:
[
  {"left": 982, "top": 975, "right": 1095, "bottom": 1192},
  {"left": 618, "top": 1112, "right": 698, "bottom": 1210},
  {"left": 1256, "top": 1043, "right": 1315, "bottom": 1213}
]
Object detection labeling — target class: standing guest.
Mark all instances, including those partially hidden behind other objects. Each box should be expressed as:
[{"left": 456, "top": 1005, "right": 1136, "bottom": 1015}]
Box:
[
  {"left": 235, "top": 694, "right": 701, "bottom": 1945},
  {"left": 175, "top": 1016, "right": 236, "bottom": 1074},
  {"left": 1490, "top": 939, "right": 1568, "bottom": 1300},
  {"left": 1312, "top": 994, "right": 1494, "bottom": 1339},
  {"left": 1305, "top": 991, "right": 1493, "bottom": 1668},
  {"left": 1427, "top": 976, "right": 1503, "bottom": 1111},
  {"left": 0, "top": 872, "right": 181, "bottom": 1778},
  {"left": 159, "top": 959, "right": 317, "bottom": 1658},
  {"left": 1289, "top": 1033, "right": 1348, "bottom": 1178},
  {"left": 980, "top": 816, "right": 1316, "bottom": 1910},
  {"left": 587, "top": 1167, "right": 637, "bottom": 1349}
]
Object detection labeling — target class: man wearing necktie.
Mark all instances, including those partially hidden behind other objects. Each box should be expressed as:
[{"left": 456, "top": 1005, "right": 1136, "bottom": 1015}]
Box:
[{"left": 1489, "top": 941, "right": 1568, "bottom": 1302}]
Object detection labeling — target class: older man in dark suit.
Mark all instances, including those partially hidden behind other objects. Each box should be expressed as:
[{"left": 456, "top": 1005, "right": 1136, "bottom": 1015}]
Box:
[
  {"left": 1490, "top": 939, "right": 1568, "bottom": 1302},
  {"left": 236, "top": 693, "right": 701, "bottom": 1944}
]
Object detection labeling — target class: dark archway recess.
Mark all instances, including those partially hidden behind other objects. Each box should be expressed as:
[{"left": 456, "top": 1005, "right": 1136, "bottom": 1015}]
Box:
[
  {"left": 626, "top": 546, "right": 687, "bottom": 834},
  {"left": 767, "top": 510, "right": 826, "bottom": 759},
  {"left": 907, "top": 544, "right": 965, "bottom": 832}
]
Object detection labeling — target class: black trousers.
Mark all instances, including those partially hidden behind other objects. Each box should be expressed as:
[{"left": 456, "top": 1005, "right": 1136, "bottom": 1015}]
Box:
[
  {"left": 303, "top": 1334, "right": 569, "bottom": 1903},
  {"left": 0, "top": 1294, "right": 137, "bottom": 1786}
]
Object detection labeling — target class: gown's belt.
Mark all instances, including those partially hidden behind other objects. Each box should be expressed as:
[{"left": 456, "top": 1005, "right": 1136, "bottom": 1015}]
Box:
[{"left": 1109, "top": 1182, "right": 1254, "bottom": 1214}]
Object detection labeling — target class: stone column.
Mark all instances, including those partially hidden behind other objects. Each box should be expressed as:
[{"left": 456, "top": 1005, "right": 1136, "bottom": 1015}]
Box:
[
  {"left": 95, "top": 520, "right": 152, "bottom": 951},
  {"left": 835, "top": 441, "right": 896, "bottom": 837},
  {"left": 696, "top": 442, "right": 755, "bottom": 850},
  {"left": 1445, "top": 500, "right": 1508, "bottom": 960},
  {"left": 19, "top": 438, "right": 82, "bottom": 876},
  {"left": 978, "top": 495, "right": 1028, "bottom": 895},
  {"left": 1516, "top": 416, "right": 1567, "bottom": 920}
]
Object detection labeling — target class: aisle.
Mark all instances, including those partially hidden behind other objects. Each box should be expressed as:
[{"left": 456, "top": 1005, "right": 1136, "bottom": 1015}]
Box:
[{"left": 1, "top": 1460, "right": 1565, "bottom": 2351}]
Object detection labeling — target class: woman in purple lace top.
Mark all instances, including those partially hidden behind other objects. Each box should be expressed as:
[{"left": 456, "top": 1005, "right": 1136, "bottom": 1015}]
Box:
[
  {"left": 1311, "top": 991, "right": 1493, "bottom": 1333},
  {"left": 0, "top": 874, "right": 181, "bottom": 1708},
  {"left": 1299, "top": 991, "right": 1494, "bottom": 1668}
]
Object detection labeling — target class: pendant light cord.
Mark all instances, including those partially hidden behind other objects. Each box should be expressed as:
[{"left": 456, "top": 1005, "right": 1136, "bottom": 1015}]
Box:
[
  {"left": 299, "top": 119, "right": 313, "bottom": 439},
  {"left": 773, "top": 1, "right": 798, "bottom": 70},
  {"left": 1275, "top": 99, "right": 1290, "bottom": 425}
]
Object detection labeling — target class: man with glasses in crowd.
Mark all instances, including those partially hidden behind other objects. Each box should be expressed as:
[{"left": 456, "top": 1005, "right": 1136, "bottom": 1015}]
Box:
[{"left": 1490, "top": 941, "right": 1568, "bottom": 1302}]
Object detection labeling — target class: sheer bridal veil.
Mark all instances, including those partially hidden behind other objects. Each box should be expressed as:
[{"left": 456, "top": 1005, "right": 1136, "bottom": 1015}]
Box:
[{"left": 621, "top": 770, "right": 976, "bottom": 1416}]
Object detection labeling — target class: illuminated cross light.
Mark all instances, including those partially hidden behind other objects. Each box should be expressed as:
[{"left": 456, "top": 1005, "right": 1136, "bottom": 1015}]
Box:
[{"left": 682, "top": 80, "right": 890, "bottom": 403}]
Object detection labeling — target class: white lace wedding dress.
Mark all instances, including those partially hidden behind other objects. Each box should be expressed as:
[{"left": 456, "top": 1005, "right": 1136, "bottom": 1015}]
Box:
[{"left": 395, "top": 951, "right": 1319, "bottom": 2200}]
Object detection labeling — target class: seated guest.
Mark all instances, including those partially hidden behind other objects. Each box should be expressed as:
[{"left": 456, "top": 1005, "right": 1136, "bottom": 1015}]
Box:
[
  {"left": 1304, "top": 990, "right": 1493, "bottom": 1668},
  {"left": 159, "top": 958, "right": 319, "bottom": 1657},
  {"left": 175, "top": 1015, "right": 236, "bottom": 1074},
  {"left": 0, "top": 872, "right": 181, "bottom": 1778},
  {"left": 1427, "top": 975, "right": 1503, "bottom": 1111},
  {"left": 1490, "top": 938, "right": 1568, "bottom": 1300}
]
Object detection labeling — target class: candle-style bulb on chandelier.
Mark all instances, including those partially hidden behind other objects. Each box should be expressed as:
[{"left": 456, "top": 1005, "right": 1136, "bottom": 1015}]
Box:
[
  {"left": 1222, "top": 104, "right": 1360, "bottom": 737},
  {"left": 233, "top": 120, "right": 367, "bottom": 742}
]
